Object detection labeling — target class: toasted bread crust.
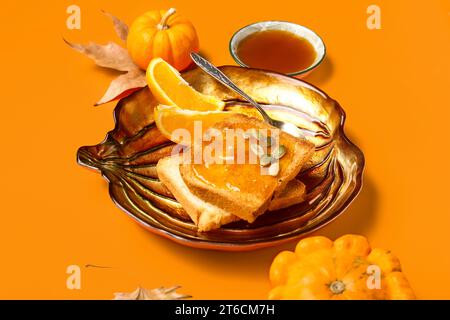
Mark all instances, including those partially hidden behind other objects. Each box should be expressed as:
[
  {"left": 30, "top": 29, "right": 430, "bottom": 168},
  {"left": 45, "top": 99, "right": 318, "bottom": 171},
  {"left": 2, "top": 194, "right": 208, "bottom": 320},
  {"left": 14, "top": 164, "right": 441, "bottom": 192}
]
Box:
[
  {"left": 156, "top": 155, "right": 239, "bottom": 231},
  {"left": 269, "top": 179, "right": 306, "bottom": 211},
  {"left": 180, "top": 164, "right": 272, "bottom": 223}
]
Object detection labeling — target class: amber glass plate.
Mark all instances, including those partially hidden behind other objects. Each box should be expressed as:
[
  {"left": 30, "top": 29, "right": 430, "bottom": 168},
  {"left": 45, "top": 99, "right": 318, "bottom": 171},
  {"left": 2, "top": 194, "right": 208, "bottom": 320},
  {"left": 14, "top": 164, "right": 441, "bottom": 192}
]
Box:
[{"left": 77, "top": 66, "right": 364, "bottom": 251}]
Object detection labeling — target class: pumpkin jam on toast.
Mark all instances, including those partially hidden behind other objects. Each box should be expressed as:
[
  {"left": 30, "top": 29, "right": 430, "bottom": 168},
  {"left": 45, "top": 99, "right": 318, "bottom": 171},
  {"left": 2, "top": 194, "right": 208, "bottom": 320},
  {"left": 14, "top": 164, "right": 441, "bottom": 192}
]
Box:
[
  {"left": 158, "top": 157, "right": 309, "bottom": 231},
  {"left": 173, "top": 114, "right": 315, "bottom": 229},
  {"left": 157, "top": 155, "right": 240, "bottom": 231}
]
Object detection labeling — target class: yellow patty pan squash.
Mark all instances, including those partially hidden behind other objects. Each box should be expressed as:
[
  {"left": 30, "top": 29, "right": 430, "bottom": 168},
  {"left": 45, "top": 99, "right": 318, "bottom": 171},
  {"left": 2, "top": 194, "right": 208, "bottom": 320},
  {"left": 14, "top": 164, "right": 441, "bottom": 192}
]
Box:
[{"left": 269, "top": 235, "right": 415, "bottom": 300}]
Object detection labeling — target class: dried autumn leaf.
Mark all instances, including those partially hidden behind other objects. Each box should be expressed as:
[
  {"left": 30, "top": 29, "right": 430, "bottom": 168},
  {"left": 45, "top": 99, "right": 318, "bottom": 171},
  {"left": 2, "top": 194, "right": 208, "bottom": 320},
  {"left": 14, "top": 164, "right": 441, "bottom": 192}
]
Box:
[
  {"left": 64, "top": 40, "right": 135, "bottom": 71},
  {"left": 65, "top": 12, "right": 147, "bottom": 105},
  {"left": 96, "top": 69, "right": 146, "bottom": 106},
  {"left": 113, "top": 286, "right": 192, "bottom": 300},
  {"left": 102, "top": 10, "right": 129, "bottom": 42}
]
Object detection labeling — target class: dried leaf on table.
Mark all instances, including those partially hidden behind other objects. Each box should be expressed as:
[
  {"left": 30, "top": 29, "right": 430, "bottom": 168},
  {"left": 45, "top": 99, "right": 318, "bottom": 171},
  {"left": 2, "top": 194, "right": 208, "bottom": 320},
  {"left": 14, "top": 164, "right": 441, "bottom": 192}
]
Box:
[
  {"left": 101, "top": 10, "right": 129, "bottom": 42},
  {"left": 64, "top": 40, "right": 135, "bottom": 71},
  {"left": 113, "top": 286, "right": 192, "bottom": 300},
  {"left": 64, "top": 39, "right": 146, "bottom": 105},
  {"left": 64, "top": 13, "right": 147, "bottom": 105},
  {"left": 96, "top": 68, "right": 146, "bottom": 105}
]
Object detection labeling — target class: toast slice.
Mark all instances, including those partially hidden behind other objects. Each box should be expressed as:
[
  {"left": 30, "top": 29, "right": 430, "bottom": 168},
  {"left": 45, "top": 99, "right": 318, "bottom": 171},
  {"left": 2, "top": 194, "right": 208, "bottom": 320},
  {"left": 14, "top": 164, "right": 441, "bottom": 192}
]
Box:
[
  {"left": 157, "top": 155, "right": 308, "bottom": 231},
  {"left": 180, "top": 114, "right": 314, "bottom": 223},
  {"left": 268, "top": 179, "right": 306, "bottom": 211},
  {"left": 157, "top": 155, "right": 240, "bottom": 231}
]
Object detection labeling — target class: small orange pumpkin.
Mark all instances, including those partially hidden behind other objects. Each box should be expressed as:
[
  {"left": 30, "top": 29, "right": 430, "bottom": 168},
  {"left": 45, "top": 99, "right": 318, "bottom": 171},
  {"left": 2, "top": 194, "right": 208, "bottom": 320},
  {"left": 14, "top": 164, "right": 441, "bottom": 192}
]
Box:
[
  {"left": 127, "top": 8, "right": 199, "bottom": 71},
  {"left": 269, "top": 235, "right": 415, "bottom": 300}
]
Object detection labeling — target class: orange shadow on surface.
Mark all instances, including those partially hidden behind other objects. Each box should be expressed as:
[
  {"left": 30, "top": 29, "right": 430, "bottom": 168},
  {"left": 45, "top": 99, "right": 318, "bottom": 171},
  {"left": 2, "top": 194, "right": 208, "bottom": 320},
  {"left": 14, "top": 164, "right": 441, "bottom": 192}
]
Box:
[{"left": 302, "top": 56, "right": 334, "bottom": 86}]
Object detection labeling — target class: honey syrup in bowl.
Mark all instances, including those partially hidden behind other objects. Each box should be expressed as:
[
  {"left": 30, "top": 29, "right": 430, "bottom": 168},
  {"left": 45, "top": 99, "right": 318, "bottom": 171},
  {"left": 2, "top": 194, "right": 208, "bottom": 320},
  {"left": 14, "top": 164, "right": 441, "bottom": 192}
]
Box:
[{"left": 230, "top": 21, "right": 325, "bottom": 77}]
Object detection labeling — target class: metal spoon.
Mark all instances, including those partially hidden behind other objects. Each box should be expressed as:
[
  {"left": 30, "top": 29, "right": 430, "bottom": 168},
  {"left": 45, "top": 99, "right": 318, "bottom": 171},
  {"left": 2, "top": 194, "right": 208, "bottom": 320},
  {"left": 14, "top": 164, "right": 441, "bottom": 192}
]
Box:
[{"left": 190, "top": 52, "right": 304, "bottom": 139}]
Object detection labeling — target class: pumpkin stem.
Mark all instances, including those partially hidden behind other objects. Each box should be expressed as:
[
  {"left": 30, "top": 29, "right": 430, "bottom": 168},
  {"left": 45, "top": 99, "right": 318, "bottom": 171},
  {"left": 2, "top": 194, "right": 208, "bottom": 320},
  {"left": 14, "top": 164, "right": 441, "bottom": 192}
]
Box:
[
  {"left": 158, "top": 8, "right": 176, "bottom": 30},
  {"left": 329, "top": 280, "right": 346, "bottom": 295}
]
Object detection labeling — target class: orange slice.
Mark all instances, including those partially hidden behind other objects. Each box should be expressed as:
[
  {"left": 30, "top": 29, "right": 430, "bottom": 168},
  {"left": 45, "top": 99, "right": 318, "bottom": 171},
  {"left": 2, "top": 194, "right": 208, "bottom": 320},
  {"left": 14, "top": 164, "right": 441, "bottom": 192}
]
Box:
[
  {"left": 155, "top": 105, "right": 235, "bottom": 144},
  {"left": 147, "top": 58, "right": 225, "bottom": 111}
]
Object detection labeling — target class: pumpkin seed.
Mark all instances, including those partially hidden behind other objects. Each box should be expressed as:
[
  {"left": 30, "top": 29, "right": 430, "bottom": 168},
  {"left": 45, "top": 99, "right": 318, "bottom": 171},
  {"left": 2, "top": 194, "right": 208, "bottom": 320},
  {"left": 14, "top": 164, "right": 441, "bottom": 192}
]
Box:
[
  {"left": 203, "top": 130, "right": 211, "bottom": 140},
  {"left": 249, "top": 143, "right": 264, "bottom": 157},
  {"left": 247, "top": 129, "right": 259, "bottom": 140},
  {"left": 242, "top": 131, "right": 251, "bottom": 139},
  {"left": 268, "top": 162, "right": 280, "bottom": 176},
  {"left": 259, "top": 154, "right": 272, "bottom": 167},
  {"left": 272, "top": 145, "right": 287, "bottom": 160},
  {"left": 258, "top": 133, "right": 274, "bottom": 147}
]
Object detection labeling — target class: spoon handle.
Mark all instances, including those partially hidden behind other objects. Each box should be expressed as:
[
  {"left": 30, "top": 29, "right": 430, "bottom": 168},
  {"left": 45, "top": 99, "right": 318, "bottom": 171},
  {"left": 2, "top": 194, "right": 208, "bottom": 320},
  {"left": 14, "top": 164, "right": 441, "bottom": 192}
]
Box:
[{"left": 190, "top": 53, "right": 274, "bottom": 125}]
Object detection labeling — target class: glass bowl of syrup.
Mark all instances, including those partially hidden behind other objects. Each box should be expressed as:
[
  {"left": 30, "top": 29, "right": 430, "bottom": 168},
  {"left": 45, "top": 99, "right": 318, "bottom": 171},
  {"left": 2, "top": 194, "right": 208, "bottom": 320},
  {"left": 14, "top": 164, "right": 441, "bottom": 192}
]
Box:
[{"left": 229, "top": 21, "right": 326, "bottom": 78}]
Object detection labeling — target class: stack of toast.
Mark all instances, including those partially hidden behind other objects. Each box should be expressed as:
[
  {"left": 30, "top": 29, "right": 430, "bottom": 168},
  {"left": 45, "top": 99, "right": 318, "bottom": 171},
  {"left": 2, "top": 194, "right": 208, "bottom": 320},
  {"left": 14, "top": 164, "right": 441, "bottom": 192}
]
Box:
[{"left": 157, "top": 114, "right": 315, "bottom": 231}]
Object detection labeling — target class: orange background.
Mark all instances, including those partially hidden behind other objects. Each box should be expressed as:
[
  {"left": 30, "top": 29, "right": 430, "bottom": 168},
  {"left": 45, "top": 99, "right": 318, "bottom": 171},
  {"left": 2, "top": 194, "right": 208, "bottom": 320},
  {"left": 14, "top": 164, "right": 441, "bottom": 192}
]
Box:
[{"left": 0, "top": 0, "right": 449, "bottom": 299}]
